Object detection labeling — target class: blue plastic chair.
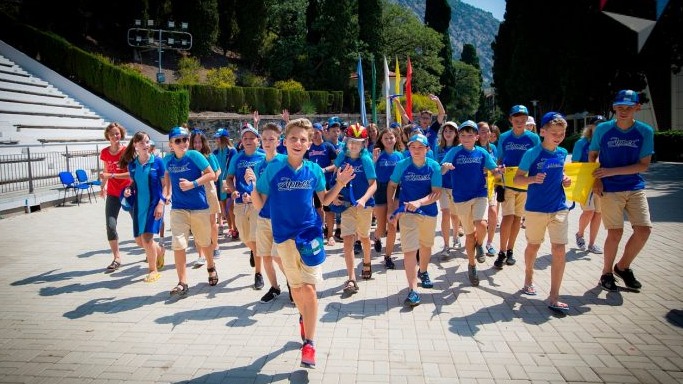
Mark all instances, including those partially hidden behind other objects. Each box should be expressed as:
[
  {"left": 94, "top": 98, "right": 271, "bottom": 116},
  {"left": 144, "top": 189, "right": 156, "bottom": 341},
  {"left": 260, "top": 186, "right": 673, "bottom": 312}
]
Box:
[
  {"left": 58, "top": 171, "right": 91, "bottom": 206},
  {"left": 75, "top": 169, "right": 100, "bottom": 202}
]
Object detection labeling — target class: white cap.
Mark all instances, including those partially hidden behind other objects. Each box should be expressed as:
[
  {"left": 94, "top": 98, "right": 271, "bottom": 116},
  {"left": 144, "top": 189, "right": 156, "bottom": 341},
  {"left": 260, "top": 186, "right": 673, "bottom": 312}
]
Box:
[{"left": 526, "top": 116, "right": 536, "bottom": 126}]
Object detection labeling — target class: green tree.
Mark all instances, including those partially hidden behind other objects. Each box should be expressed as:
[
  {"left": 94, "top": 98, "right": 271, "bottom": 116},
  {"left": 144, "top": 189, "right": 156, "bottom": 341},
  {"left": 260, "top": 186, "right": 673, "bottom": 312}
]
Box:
[
  {"left": 425, "top": 0, "right": 456, "bottom": 110},
  {"left": 264, "top": 0, "right": 308, "bottom": 81},
  {"left": 173, "top": 0, "right": 219, "bottom": 58},
  {"left": 234, "top": 0, "right": 267, "bottom": 68},
  {"left": 217, "top": 0, "right": 238, "bottom": 56},
  {"left": 451, "top": 60, "right": 480, "bottom": 120},
  {"left": 358, "top": 0, "right": 383, "bottom": 56},
  {"left": 462, "top": 43, "right": 489, "bottom": 121}
]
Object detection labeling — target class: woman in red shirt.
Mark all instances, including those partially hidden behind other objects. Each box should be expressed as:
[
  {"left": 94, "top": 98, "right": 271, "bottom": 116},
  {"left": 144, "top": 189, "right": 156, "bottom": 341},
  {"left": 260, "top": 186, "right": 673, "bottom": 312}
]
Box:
[{"left": 99, "top": 122, "right": 132, "bottom": 271}]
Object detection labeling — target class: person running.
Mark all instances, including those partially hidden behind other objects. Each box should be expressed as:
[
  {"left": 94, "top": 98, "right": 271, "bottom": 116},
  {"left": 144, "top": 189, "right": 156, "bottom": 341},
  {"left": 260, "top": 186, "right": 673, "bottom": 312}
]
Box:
[
  {"left": 306, "top": 122, "right": 338, "bottom": 245},
  {"left": 163, "top": 127, "right": 217, "bottom": 296},
  {"left": 435, "top": 121, "right": 462, "bottom": 258},
  {"left": 476, "top": 121, "right": 500, "bottom": 257},
  {"left": 226, "top": 124, "right": 267, "bottom": 290},
  {"left": 118, "top": 131, "right": 166, "bottom": 283},
  {"left": 371, "top": 127, "right": 404, "bottom": 269},
  {"left": 394, "top": 94, "right": 446, "bottom": 150},
  {"left": 441, "top": 121, "right": 501, "bottom": 286},
  {"left": 244, "top": 122, "right": 290, "bottom": 303},
  {"left": 589, "top": 90, "right": 654, "bottom": 291},
  {"left": 191, "top": 129, "right": 222, "bottom": 267},
  {"left": 387, "top": 133, "right": 442, "bottom": 306},
  {"left": 213, "top": 128, "right": 238, "bottom": 240},
  {"left": 99, "top": 122, "right": 132, "bottom": 272},
  {"left": 495, "top": 105, "right": 541, "bottom": 269},
  {"left": 334, "top": 123, "right": 377, "bottom": 294},
  {"left": 513, "top": 112, "right": 572, "bottom": 314},
  {"left": 573, "top": 115, "right": 606, "bottom": 254},
  {"left": 251, "top": 118, "right": 355, "bottom": 369}
]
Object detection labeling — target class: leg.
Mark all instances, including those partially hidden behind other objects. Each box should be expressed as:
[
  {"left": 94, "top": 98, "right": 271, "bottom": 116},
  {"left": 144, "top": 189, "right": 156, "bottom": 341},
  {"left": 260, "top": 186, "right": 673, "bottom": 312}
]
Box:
[
  {"left": 403, "top": 250, "right": 418, "bottom": 290},
  {"left": 105, "top": 195, "right": 123, "bottom": 264},
  {"left": 602, "top": 228, "right": 623, "bottom": 275},
  {"left": 588, "top": 212, "right": 602, "bottom": 247},
  {"left": 577, "top": 209, "right": 593, "bottom": 238},
  {"left": 140, "top": 233, "right": 157, "bottom": 272},
  {"left": 498, "top": 214, "right": 514, "bottom": 251},
  {"left": 616, "top": 226, "right": 651, "bottom": 270},
  {"left": 360, "top": 236, "right": 372, "bottom": 276},
  {"left": 465, "top": 233, "right": 476, "bottom": 266},
  {"left": 441, "top": 208, "right": 451, "bottom": 250},
  {"left": 342, "top": 235, "right": 356, "bottom": 281},
  {"left": 262, "top": 255, "right": 279, "bottom": 289},
  {"left": 417, "top": 245, "right": 432, "bottom": 274},
  {"left": 507, "top": 215, "right": 522, "bottom": 251},
  {"left": 486, "top": 204, "right": 497, "bottom": 246},
  {"left": 524, "top": 243, "right": 540, "bottom": 287},
  {"left": 548, "top": 243, "right": 566, "bottom": 304},
  {"left": 293, "top": 283, "right": 318, "bottom": 339},
  {"left": 174, "top": 249, "right": 188, "bottom": 284},
  {"left": 325, "top": 211, "right": 336, "bottom": 245}
]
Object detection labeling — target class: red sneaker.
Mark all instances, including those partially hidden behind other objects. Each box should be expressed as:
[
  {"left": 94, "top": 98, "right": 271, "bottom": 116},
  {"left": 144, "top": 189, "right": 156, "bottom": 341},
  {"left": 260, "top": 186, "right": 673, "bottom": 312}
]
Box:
[{"left": 300, "top": 342, "right": 316, "bottom": 368}]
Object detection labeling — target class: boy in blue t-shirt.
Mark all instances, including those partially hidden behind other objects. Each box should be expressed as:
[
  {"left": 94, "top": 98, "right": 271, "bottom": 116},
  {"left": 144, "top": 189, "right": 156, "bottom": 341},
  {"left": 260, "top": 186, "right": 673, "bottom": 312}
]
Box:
[
  {"left": 387, "top": 134, "right": 442, "bottom": 307},
  {"left": 306, "top": 123, "right": 338, "bottom": 245},
  {"left": 513, "top": 112, "right": 572, "bottom": 314},
  {"left": 226, "top": 125, "right": 267, "bottom": 290},
  {"left": 252, "top": 118, "right": 355, "bottom": 369},
  {"left": 496, "top": 105, "right": 541, "bottom": 269},
  {"left": 589, "top": 90, "right": 654, "bottom": 292},
  {"left": 441, "top": 121, "right": 501, "bottom": 286}
]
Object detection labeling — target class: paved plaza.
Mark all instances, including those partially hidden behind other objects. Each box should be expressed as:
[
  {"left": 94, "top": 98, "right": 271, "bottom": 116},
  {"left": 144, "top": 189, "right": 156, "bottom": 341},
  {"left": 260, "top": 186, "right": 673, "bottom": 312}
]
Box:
[{"left": 0, "top": 162, "right": 682, "bottom": 384}]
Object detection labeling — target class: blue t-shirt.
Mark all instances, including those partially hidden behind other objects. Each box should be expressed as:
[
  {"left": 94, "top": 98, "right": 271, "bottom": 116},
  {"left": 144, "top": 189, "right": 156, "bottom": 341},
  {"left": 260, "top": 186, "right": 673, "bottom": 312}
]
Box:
[
  {"left": 589, "top": 120, "right": 654, "bottom": 192},
  {"left": 518, "top": 145, "right": 569, "bottom": 213},
  {"left": 129, "top": 155, "right": 165, "bottom": 236},
  {"left": 164, "top": 150, "right": 210, "bottom": 210},
  {"left": 436, "top": 145, "right": 456, "bottom": 189},
  {"left": 497, "top": 129, "right": 541, "bottom": 167},
  {"left": 423, "top": 121, "right": 441, "bottom": 150},
  {"left": 442, "top": 145, "right": 498, "bottom": 202},
  {"left": 572, "top": 137, "right": 590, "bottom": 163},
  {"left": 256, "top": 159, "right": 326, "bottom": 243},
  {"left": 375, "top": 151, "right": 404, "bottom": 183},
  {"left": 389, "top": 157, "right": 442, "bottom": 217},
  {"left": 207, "top": 153, "right": 220, "bottom": 172},
  {"left": 213, "top": 146, "right": 237, "bottom": 200},
  {"left": 307, "top": 141, "right": 338, "bottom": 185},
  {"left": 228, "top": 150, "right": 267, "bottom": 203},
  {"left": 334, "top": 151, "right": 377, "bottom": 207},
  {"left": 477, "top": 142, "right": 498, "bottom": 160},
  {"left": 254, "top": 154, "right": 287, "bottom": 220}
]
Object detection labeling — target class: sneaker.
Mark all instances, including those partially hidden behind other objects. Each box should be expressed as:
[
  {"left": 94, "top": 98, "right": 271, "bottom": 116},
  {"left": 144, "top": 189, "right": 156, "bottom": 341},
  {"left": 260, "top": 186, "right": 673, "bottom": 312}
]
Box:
[
  {"left": 301, "top": 342, "right": 316, "bottom": 368},
  {"left": 249, "top": 251, "right": 255, "bottom": 267},
  {"left": 194, "top": 256, "right": 206, "bottom": 267},
  {"left": 254, "top": 272, "right": 264, "bottom": 290},
  {"left": 575, "top": 233, "right": 586, "bottom": 251},
  {"left": 298, "top": 315, "right": 305, "bottom": 341},
  {"left": 440, "top": 246, "right": 451, "bottom": 260},
  {"left": 453, "top": 238, "right": 462, "bottom": 248},
  {"left": 587, "top": 244, "right": 603, "bottom": 254},
  {"left": 371, "top": 217, "right": 377, "bottom": 228},
  {"left": 353, "top": 240, "right": 362, "bottom": 255},
  {"left": 334, "top": 228, "right": 343, "bottom": 242},
  {"left": 260, "top": 286, "right": 281, "bottom": 303},
  {"left": 485, "top": 243, "right": 496, "bottom": 256},
  {"left": 494, "top": 251, "right": 506, "bottom": 269},
  {"left": 374, "top": 238, "right": 382, "bottom": 253},
  {"left": 614, "top": 264, "right": 642, "bottom": 289},
  {"left": 213, "top": 249, "right": 221, "bottom": 259},
  {"left": 475, "top": 245, "right": 486, "bottom": 263},
  {"left": 600, "top": 273, "right": 618, "bottom": 292},
  {"left": 384, "top": 256, "right": 395, "bottom": 269},
  {"left": 505, "top": 249, "right": 516, "bottom": 266},
  {"left": 417, "top": 270, "right": 433, "bottom": 288},
  {"left": 404, "top": 289, "right": 421, "bottom": 306},
  {"left": 232, "top": 229, "right": 240, "bottom": 240},
  {"left": 468, "top": 264, "right": 480, "bottom": 286}
]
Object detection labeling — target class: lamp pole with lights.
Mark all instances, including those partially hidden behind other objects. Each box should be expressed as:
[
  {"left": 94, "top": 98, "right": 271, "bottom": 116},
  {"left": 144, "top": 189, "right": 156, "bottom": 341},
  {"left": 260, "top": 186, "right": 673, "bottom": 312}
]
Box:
[{"left": 127, "top": 19, "right": 193, "bottom": 83}]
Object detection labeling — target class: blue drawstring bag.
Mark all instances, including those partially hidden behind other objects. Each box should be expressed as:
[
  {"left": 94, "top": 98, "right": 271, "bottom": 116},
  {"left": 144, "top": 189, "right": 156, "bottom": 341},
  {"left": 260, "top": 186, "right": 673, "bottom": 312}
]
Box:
[{"left": 294, "top": 218, "right": 326, "bottom": 267}]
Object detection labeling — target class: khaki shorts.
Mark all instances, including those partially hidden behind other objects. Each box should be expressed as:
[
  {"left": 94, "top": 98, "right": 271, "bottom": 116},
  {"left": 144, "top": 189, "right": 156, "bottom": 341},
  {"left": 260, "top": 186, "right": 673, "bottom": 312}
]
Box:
[
  {"left": 234, "top": 202, "right": 258, "bottom": 242},
  {"left": 439, "top": 188, "right": 454, "bottom": 211},
  {"left": 579, "top": 192, "right": 601, "bottom": 212},
  {"left": 276, "top": 239, "right": 323, "bottom": 288},
  {"left": 206, "top": 182, "right": 221, "bottom": 215},
  {"left": 256, "top": 217, "right": 278, "bottom": 257},
  {"left": 399, "top": 213, "right": 437, "bottom": 253},
  {"left": 601, "top": 190, "right": 652, "bottom": 229},
  {"left": 524, "top": 210, "right": 569, "bottom": 245},
  {"left": 453, "top": 197, "right": 488, "bottom": 235},
  {"left": 340, "top": 205, "right": 373, "bottom": 238},
  {"left": 170, "top": 209, "right": 212, "bottom": 250},
  {"left": 501, "top": 188, "right": 526, "bottom": 217}
]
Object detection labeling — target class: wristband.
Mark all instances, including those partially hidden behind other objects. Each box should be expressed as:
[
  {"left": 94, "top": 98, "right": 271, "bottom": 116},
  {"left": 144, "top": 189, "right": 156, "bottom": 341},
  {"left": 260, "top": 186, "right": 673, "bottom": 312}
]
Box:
[
  {"left": 159, "top": 196, "right": 167, "bottom": 203},
  {"left": 193, "top": 180, "right": 199, "bottom": 188}
]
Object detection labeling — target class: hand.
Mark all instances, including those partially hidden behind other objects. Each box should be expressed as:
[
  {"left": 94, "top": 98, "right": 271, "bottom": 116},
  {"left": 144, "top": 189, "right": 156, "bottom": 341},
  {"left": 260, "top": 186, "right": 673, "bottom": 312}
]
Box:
[
  {"left": 593, "top": 167, "right": 613, "bottom": 179},
  {"left": 253, "top": 110, "right": 260, "bottom": 126},
  {"left": 428, "top": 94, "right": 439, "bottom": 101},
  {"left": 593, "top": 178, "right": 604, "bottom": 196},
  {"left": 441, "top": 162, "right": 455, "bottom": 171},
  {"left": 99, "top": 188, "right": 106, "bottom": 198},
  {"left": 231, "top": 190, "right": 240, "bottom": 199},
  {"left": 100, "top": 172, "right": 111, "bottom": 180},
  {"left": 281, "top": 109, "right": 290, "bottom": 123},
  {"left": 332, "top": 196, "right": 344, "bottom": 206},
  {"left": 355, "top": 198, "right": 366, "bottom": 209},
  {"left": 244, "top": 167, "right": 256, "bottom": 184},
  {"left": 405, "top": 200, "right": 421, "bottom": 212},
  {"left": 562, "top": 175, "right": 571, "bottom": 187},
  {"left": 372, "top": 147, "right": 381, "bottom": 162},
  {"left": 179, "top": 178, "right": 194, "bottom": 192},
  {"left": 388, "top": 212, "right": 399, "bottom": 226},
  {"left": 242, "top": 192, "right": 252, "bottom": 203},
  {"left": 533, "top": 173, "right": 546, "bottom": 184},
  {"left": 154, "top": 204, "right": 164, "bottom": 219},
  {"left": 123, "top": 187, "right": 132, "bottom": 198},
  {"left": 336, "top": 164, "right": 356, "bottom": 186}
]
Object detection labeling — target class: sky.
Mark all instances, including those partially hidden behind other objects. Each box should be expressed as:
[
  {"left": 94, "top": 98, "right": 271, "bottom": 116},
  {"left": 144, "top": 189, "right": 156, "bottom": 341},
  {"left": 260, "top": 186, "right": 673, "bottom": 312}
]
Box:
[{"left": 460, "top": 0, "right": 506, "bottom": 21}]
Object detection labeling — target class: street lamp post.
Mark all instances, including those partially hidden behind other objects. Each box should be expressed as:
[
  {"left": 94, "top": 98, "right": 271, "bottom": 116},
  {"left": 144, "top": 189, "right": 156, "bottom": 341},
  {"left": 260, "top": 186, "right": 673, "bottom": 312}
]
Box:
[
  {"left": 530, "top": 99, "right": 539, "bottom": 122},
  {"left": 128, "top": 19, "right": 193, "bottom": 83}
]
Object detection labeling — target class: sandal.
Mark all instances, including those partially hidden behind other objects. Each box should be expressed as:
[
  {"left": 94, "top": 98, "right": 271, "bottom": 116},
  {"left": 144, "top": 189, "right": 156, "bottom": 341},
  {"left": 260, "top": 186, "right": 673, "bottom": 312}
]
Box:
[
  {"left": 144, "top": 271, "right": 161, "bottom": 283},
  {"left": 343, "top": 279, "right": 359, "bottom": 294},
  {"left": 361, "top": 262, "right": 372, "bottom": 280},
  {"left": 170, "top": 282, "right": 189, "bottom": 296},
  {"left": 522, "top": 284, "right": 537, "bottom": 295},
  {"left": 326, "top": 237, "right": 336, "bottom": 246},
  {"left": 106, "top": 259, "right": 121, "bottom": 271},
  {"left": 156, "top": 244, "right": 165, "bottom": 270},
  {"left": 548, "top": 301, "right": 569, "bottom": 314},
  {"left": 207, "top": 266, "right": 219, "bottom": 286}
]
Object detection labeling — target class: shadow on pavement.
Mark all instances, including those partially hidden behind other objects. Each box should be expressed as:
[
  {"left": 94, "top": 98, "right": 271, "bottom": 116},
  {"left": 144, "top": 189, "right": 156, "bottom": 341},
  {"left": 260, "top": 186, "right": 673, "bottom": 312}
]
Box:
[
  {"left": 645, "top": 162, "right": 683, "bottom": 223},
  {"left": 665, "top": 309, "right": 683, "bottom": 328},
  {"left": 11, "top": 267, "right": 104, "bottom": 286}
]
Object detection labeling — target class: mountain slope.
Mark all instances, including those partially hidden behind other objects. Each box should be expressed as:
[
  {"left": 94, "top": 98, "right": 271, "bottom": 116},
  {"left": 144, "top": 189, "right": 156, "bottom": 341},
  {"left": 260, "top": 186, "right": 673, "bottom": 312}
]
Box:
[{"left": 389, "top": 0, "right": 500, "bottom": 86}]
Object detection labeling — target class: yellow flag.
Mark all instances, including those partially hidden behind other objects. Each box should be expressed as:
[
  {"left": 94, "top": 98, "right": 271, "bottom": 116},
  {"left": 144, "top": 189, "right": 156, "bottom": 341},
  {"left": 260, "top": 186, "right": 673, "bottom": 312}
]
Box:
[{"left": 563, "top": 162, "right": 599, "bottom": 205}]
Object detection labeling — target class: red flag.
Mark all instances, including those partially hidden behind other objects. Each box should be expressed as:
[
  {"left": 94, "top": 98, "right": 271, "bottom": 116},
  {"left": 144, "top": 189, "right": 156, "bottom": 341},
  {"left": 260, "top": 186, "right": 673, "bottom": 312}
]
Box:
[
  {"left": 599, "top": 0, "right": 608, "bottom": 10},
  {"left": 406, "top": 57, "right": 413, "bottom": 121}
]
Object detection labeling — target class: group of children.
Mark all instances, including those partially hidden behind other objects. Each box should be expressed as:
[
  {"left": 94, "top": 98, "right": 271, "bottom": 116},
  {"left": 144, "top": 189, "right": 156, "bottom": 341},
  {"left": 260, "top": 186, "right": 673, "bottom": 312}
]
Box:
[{"left": 97, "top": 89, "right": 654, "bottom": 369}]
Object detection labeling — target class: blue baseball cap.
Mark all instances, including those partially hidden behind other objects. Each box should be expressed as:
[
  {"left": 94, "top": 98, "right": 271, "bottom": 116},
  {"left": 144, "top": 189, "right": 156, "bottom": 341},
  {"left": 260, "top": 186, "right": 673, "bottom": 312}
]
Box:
[
  {"left": 389, "top": 122, "right": 401, "bottom": 129},
  {"left": 407, "top": 133, "right": 429, "bottom": 147},
  {"left": 540, "top": 112, "right": 565, "bottom": 127},
  {"left": 214, "top": 128, "right": 229, "bottom": 138},
  {"left": 613, "top": 90, "right": 639, "bottom": 106},
  {"left": 458, "top": 120, "right": 477, "bottom": 132},
  {"left": 168, "top": 126, "right": 189, "bottom": 139},
  {"left": 328, "top": 116, "right": 341, "bottom": 127},
  {"left": 313, "top": 123, "right": 323, "bottom": 131},
  {"left": 509, "top": 105, "right": 529, "bottom": 116},
  {"left": 295, "top": 221, "right": 326, "bottom": 267}
]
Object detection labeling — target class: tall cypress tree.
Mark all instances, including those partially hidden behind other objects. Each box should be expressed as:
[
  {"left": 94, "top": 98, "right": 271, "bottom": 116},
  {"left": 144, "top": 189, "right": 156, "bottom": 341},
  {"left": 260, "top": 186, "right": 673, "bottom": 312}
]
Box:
[{"left": 425, "top": 0, "right": 456, "bottom": 111}]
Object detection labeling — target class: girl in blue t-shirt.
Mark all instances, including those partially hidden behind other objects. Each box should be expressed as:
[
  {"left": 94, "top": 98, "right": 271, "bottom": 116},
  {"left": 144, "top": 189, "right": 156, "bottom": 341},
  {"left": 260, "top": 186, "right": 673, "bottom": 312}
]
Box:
[
  {"left": 213, "top": 129, "right": 238, "bottom": 240},
  {"left": 192, "top": 130, "right": 223, "bottom": 267},
  {"left": 119, "top": 131, "right": 166, "bottom": 283},
  {"left": 371, "top": 128, "right": 404, "bottom": 269},
  {"left": 164, "top": 127, "right": 217, "bottom": 297},
  {"left": 476, "top": 121, "right": 500, "bottom": 257},
  {"left": 436, "top": 121, "right": 462, "bottom": 257}
]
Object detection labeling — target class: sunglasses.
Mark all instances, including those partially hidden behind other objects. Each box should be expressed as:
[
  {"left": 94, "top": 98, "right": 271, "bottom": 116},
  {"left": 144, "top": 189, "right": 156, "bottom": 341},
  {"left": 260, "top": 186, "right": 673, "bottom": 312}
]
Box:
[{"left": 173, "top": 137, "right": 189, "bottom": 144}]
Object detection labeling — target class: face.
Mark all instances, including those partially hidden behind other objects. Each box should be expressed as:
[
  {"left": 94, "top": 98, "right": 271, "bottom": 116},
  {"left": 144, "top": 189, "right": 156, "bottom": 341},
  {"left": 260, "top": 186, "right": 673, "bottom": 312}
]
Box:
[
  {"left": 509, "top": 115, "right": 528, "bottom": 131},
  {"left": 107, "top": 128, "right": 122, "bottom": 143},
  {"left": 419, "top": 113, "right": 431, "bottom": 128},
  {"left": 284, "top": 126, "right": 311, "bottom": 157},
  {"left": 134, "top": 136, "right": 150, "bottom": 154},
  {"left": 458, "top": 130, "right": 478, "bottom": 147},
  {"left": 368, "top": 126, "right": 378, "bottom": 141},
  {"left": 613, "top": 105, "right": 639, "bottom": 121},
  {"left": 381, "top": 132, "right": 397, "bottom": 150},
  {"left": 192, "top": 135, "right": 203, "bottom": 151},
  {"left": 540, "top": 125, "right": 566, "bottom": 146},
  {"left": 261, "top": 130, "right": 279, "bottom": 152},
  {"left": 171, "top": 135, "right": 189, "bottom": 155},
  {"left": 346, "top": 139, "right": 364, "bottom": 156},
  {"left": 478, "top": 125, "right": 490, "bottom": 142},
  {"left": 442, "top": 126, "right": 457, "bottom": 142},
  {"left": 241, "top": 132, "right": 259, "bottom": 151},
  {"left": 312, "top": 129, "right": 323, "bottom": 142},
  {"left": 490, "top": 131, "right": 498, "bottom": 142},
  {"left": 408, "top": 142, "right": 428, "bottom": 160},
  {"left": 328, "top": 126, "right": 341, "bottom": 141}
]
